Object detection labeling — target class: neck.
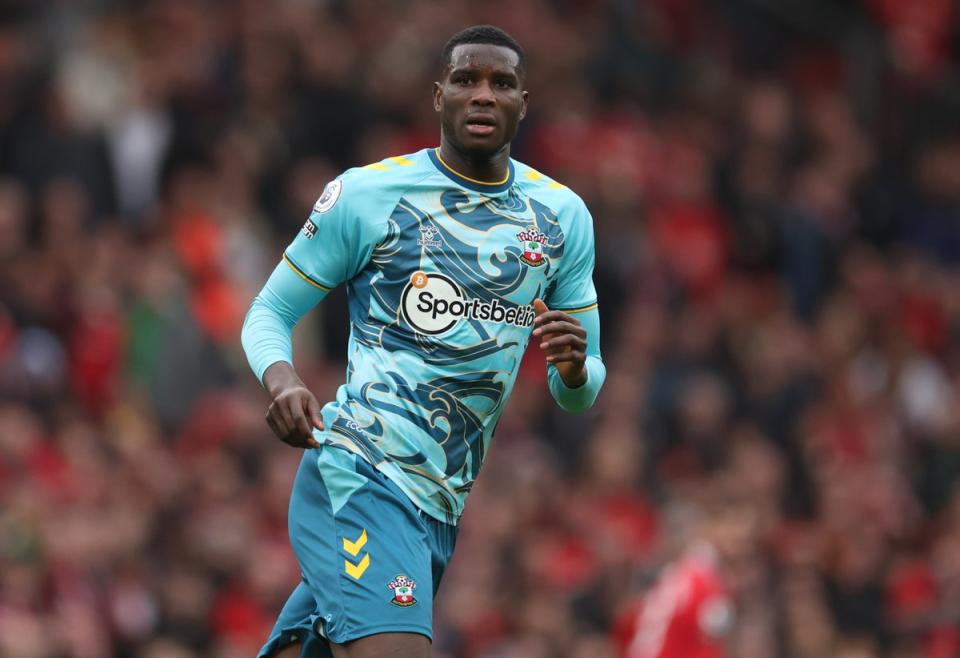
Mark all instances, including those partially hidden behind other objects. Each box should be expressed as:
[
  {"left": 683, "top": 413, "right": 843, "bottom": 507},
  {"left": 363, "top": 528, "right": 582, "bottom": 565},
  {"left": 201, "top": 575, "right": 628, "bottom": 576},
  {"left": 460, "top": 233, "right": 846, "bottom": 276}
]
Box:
[{"left": 438, "top": 135, "right": 511, "bottom": 183}]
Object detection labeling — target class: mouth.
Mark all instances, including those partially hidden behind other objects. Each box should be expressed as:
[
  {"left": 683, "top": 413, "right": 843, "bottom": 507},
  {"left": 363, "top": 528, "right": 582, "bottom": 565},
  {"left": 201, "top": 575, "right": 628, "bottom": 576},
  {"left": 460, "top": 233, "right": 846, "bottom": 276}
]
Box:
[{"left": 465, "top": 113, "right": 497, "bottom": 136}]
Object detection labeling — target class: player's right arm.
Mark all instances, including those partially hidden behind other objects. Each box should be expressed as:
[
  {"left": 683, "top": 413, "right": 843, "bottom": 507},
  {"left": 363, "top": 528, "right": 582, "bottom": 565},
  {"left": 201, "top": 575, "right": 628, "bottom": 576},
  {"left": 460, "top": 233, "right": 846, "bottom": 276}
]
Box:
[
  {"left": 241, "top": 174, "right": 387, "bottom": 449},
  {"left": 242, "top": 263, "right": 328, "bottom": 449}
]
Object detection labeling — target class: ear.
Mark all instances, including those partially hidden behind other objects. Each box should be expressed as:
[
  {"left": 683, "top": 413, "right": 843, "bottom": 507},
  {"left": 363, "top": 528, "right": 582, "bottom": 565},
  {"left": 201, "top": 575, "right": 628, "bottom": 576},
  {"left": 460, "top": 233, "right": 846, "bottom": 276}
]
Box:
[
  {"left": 433, "top": 81, "right": 442, "bottom": 112},
  {"left": 519, "top": 90, "right": 529, "bottom": 121}
]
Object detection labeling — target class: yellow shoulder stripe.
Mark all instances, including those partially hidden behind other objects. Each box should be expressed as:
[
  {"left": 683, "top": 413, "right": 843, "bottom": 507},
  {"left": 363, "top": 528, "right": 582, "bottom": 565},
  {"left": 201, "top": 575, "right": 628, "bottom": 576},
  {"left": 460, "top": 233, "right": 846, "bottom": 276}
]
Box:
[
  {"left": 524, "top": 168, "right": 566, "bottom": 189},
  {"left": 363, "top": 155, "right": 414, "bottom": 171}
]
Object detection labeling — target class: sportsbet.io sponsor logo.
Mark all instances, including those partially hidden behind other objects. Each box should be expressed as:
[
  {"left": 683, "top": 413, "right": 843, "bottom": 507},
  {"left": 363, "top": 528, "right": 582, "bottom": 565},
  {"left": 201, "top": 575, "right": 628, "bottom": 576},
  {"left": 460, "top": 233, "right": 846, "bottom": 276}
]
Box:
[{"left": 401, "top": 271, "right": 535, "bottom": 335}]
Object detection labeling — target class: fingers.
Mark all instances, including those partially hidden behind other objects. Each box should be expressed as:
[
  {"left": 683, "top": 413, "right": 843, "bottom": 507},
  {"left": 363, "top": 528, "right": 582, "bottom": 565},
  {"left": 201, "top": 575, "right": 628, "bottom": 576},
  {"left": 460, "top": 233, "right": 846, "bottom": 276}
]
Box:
[
  {"left": 302, "top": 395, "right": 323, "bottom": 448},
  {"left": 534, "top": 309, "right": 582, "bottom": 326},
  {"left": 287, "top": 398, "right": 310, "bottom": 435},
  {"left": 539, "top": 332, "right": 586, "bottom": 355},
  {"left": 531, "top": 299, "right": 588, "bottom": 367},
  {"left": 306, "top": 395, "right": 325, "bottom": 431},
  {"left": 532, "top": 320, "right": 585, "bottom": 339},
  {"left": 275, "top": 400, "right": 305, "bottom": 443},
  {"left": 292, "top": 409, "right": 318, "bottom": 448},
  {"left": 266, "top": 390, "right": 322, "bottom": 449},
  {"left": 266, "top": 406, "right": 286, "bottom": 437},
  {"left": 545, "top": 349, "right": 586, "bottom": 365},
  {"left": 531, "top": 300, "right": 590, "bottom": 383}
]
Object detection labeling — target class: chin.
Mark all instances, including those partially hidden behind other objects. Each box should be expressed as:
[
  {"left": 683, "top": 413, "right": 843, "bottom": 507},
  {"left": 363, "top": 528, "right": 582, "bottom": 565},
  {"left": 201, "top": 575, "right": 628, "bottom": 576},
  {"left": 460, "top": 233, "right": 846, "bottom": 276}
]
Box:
[{"left": 457, "top": 135, "right": 507, "bottom": 157}]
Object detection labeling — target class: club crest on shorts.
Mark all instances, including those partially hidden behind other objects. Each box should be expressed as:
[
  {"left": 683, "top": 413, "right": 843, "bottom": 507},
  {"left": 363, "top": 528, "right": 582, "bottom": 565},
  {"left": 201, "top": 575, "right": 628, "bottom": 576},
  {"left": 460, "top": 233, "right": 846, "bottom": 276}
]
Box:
[
  {"left": 517, "top": 226, "right": 548, "bottom": 267},
  {"left": 312, "top": 179, "right": 342, "bottom": 214},
  {"left": 388, "top": 575, "right": 418, "bottom": 606}
]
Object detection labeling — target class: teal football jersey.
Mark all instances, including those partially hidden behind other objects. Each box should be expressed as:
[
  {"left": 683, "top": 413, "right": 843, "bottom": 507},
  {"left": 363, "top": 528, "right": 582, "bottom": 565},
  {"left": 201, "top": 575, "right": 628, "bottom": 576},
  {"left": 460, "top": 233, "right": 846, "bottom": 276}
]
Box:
[{"left": 280, "top": 149, "right": 598, "bottom": 523}]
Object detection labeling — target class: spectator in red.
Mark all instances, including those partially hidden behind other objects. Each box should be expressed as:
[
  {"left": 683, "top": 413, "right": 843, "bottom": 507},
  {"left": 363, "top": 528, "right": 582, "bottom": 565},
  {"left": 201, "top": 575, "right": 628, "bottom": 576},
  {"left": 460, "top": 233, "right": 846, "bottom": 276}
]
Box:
[{"left": 614, "top": 489, "right": 758, "bottom": 658}]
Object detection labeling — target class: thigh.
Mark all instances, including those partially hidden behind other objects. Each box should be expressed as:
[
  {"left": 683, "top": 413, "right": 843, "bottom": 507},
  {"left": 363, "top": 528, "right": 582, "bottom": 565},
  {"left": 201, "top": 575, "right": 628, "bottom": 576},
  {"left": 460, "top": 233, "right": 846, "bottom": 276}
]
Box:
[
  {"left": 258, "top": 580, "right": 334, "bottom": 658},
  {"left": 272, "top": 643, "right": 303, "bottom": 658},
  {"left": 289, "top": 444, "right": 437, "bottom": 645},
  {"left": 331, "top": 632, "right": 431, "bottom": 658},
  {"left": 424, "top": 515, "right": 458, "bottom": 598}
]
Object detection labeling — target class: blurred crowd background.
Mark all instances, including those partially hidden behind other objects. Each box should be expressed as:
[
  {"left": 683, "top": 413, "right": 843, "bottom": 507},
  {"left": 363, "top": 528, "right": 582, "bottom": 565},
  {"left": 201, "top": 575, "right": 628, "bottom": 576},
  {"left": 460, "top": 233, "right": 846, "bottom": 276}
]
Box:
[{"left": 2, "top": 0, "right": 960, "bottom": 657}]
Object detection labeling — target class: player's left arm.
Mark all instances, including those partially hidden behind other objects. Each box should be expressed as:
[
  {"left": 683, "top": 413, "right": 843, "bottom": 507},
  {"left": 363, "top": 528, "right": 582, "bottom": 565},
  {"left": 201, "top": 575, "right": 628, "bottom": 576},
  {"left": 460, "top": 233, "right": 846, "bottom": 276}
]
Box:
[
  {"left": 534, "top": 300, "right": 604, "bottom": 413},
  {"left": 537, "top": 196, "right": 606, "bottom": 413}
]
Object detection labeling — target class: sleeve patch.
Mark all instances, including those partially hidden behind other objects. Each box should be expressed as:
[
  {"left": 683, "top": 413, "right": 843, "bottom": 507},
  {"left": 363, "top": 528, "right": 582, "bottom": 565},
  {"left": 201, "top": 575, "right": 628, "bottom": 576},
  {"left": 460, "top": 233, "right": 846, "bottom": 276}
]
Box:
[
  {"left": 301, "top": 218, "right": 317, "bottom": 239},
  {"left": 313, "top": 179, "right": 343, "bottom": 214}
]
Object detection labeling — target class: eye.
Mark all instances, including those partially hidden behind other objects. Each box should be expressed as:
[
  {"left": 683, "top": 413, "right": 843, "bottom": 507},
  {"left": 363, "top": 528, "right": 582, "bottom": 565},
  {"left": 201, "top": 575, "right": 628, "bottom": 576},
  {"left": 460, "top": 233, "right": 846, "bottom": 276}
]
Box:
[
  {"left": 496, "top": 77, "right": 516, "bottom": 89},
  {"left": 453, "top": 74, "right": 473, "bottom": 86}
]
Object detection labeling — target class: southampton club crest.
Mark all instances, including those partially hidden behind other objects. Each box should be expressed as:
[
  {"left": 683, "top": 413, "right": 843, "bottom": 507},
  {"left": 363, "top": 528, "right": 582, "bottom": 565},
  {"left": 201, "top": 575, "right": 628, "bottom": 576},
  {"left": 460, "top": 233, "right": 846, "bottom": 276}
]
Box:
[
  {"left": 517, "top": 226, "right": 548, "bottom": 267},
  {"left": 388, "top": 575, "right": 418, "bottom": 607}
]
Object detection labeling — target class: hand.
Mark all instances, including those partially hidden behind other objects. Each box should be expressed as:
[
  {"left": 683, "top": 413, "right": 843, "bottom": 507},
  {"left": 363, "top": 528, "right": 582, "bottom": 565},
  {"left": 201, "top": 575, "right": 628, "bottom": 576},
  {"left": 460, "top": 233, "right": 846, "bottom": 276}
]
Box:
[
  {"left": 532, "top": 298, "right": 588, "bottom": 388},
  {"left": 262, "top": 362, "right": 324, "bottom": 449}
]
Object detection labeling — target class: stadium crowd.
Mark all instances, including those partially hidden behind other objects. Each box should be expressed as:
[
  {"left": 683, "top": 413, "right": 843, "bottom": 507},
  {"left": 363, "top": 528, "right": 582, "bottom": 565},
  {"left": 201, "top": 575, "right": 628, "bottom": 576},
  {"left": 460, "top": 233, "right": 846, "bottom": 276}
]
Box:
[{"left": 1, "top": 1, "right": 959, "bottom": 657}]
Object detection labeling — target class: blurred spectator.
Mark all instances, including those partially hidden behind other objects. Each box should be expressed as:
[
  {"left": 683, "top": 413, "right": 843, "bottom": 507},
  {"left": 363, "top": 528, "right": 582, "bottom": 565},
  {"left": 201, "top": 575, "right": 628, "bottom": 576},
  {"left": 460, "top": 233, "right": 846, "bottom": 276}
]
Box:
[{"left": 614, "top": 485, "right": 752, "bottom": 658}]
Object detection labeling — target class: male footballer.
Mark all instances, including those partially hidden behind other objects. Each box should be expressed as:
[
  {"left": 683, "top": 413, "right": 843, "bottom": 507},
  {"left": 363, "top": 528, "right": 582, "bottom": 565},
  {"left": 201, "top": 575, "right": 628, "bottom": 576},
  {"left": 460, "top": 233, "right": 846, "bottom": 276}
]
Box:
[{"left": 241, "top": 25, "right": 605, "bottom": 658}]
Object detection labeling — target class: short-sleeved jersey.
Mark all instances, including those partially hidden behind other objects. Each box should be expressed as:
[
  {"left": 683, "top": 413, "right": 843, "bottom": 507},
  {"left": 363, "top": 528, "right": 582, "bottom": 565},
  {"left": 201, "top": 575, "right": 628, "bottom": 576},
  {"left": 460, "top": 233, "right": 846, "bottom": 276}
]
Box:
[{"left": 283, "top": 148, "right": 598, "bottom": 523}]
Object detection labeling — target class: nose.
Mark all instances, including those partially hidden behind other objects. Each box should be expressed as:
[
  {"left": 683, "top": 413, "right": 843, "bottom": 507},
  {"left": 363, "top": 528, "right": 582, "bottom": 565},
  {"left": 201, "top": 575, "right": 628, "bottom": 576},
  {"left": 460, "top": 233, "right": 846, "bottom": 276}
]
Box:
[{"left": 471, "top": 79, "right": 496, "bottom": 106}]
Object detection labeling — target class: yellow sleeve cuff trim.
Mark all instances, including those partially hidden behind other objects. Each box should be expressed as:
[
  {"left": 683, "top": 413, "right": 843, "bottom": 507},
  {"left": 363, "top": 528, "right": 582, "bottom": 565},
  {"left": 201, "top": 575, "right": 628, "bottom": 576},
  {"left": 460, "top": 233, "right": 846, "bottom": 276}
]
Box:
[
  {"left": 556, "top": 303, "right": 598, "bottom": 314},
  {"left": 283, "top": 254, "right": 332, "bottom": 292}
]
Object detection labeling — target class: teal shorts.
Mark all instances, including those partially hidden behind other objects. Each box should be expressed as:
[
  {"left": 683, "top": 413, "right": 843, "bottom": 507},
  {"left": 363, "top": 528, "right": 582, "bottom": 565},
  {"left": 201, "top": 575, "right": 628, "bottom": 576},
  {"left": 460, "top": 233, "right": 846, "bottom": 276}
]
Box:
[{"left": 258, "top": 443, "right": 458, "bottom": 657}]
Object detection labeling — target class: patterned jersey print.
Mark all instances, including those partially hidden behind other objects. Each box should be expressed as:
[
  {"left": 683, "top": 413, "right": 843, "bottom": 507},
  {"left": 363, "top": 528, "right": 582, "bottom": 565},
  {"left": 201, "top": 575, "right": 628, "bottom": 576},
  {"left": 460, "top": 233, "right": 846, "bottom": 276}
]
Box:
[{"left": 283, "top": 149, "right": 597, "bottom": 523}]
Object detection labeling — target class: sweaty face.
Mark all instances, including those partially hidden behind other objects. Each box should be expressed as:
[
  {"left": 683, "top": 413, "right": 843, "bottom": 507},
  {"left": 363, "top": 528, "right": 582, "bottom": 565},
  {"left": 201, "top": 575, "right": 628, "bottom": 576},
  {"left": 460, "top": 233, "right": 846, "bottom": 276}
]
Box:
[{"left": 435, "top": 44, "right": 528, "bottom": 157}]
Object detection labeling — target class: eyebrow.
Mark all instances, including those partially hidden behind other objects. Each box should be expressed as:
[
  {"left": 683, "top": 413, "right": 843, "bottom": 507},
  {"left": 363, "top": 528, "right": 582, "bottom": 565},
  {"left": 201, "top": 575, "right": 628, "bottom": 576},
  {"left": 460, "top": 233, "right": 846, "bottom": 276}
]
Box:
[{"left": 448, "top": 63, "right": 520, "bottom": 79}]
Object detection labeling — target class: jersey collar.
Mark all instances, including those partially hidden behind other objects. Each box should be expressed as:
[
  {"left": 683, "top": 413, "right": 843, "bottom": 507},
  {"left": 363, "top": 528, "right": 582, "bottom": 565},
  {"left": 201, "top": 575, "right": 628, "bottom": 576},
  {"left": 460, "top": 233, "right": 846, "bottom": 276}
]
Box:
[{"left": 428, "top": 148, "right": 515, "bottom": 194}]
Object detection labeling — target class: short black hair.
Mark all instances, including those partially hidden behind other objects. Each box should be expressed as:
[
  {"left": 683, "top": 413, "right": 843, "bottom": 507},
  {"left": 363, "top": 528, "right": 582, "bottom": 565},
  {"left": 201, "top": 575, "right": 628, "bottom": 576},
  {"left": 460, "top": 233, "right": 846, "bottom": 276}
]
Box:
[{"left": 441, "top": 25, "right": 526, "bottom": 78}]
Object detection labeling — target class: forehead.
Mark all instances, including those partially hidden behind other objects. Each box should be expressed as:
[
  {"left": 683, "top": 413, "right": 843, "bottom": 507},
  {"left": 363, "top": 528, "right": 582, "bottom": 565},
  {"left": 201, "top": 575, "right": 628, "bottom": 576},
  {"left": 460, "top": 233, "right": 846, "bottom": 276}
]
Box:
[{"left": 448, "top": 43, "right": 520, "bottom": 74}]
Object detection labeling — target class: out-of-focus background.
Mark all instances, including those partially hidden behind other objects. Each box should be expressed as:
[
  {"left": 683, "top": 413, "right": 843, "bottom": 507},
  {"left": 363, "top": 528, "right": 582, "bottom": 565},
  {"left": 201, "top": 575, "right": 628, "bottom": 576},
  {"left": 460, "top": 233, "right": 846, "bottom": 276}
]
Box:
[{"left": 1, "top": 1, "right": 960, "bottom": 657}]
